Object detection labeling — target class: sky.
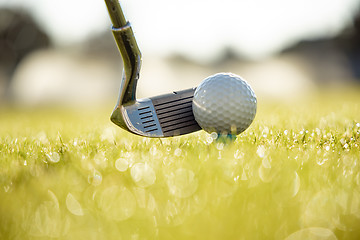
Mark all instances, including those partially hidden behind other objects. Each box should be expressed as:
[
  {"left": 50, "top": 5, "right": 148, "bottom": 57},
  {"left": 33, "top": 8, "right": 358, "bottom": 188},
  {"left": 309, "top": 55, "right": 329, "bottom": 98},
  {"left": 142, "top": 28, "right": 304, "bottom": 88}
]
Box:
[{"left": 1, "top": 0, "right": 360, "bottom": 61}]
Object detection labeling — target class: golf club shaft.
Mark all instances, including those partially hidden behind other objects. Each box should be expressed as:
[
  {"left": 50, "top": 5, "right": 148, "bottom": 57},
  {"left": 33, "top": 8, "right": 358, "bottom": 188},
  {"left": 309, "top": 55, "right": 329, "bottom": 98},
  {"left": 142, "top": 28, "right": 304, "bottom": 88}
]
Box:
[
  {"left": 105, "top": 0, "right": 142, "bottom": 106},
  {"left": 104, "top": 0, "right": 127, "bottom": 28}
]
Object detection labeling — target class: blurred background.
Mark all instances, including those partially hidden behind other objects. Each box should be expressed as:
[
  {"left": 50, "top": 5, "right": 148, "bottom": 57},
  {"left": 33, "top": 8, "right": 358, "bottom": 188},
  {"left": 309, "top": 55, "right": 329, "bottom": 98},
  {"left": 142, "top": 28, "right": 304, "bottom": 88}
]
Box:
[{"left": 0, "top": 0, "right": 360, "bottom": 107}]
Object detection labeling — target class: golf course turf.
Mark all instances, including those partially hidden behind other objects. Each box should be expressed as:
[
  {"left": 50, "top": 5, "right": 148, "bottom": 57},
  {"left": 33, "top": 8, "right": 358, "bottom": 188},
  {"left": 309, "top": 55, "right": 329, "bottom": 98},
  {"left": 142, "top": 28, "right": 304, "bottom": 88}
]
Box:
[{"left": 0, "top": 89, "right": 359, "bottom": 240}]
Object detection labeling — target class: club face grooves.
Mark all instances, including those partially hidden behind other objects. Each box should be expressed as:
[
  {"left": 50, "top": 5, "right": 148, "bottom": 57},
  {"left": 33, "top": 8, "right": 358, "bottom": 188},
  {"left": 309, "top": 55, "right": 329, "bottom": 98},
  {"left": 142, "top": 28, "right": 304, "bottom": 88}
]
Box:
[
  {"left": 151, "top": 88, "right": 201, "bottom": 137},
  {"left": 137, "top": 105, "right": 158, "bottom": 133}
]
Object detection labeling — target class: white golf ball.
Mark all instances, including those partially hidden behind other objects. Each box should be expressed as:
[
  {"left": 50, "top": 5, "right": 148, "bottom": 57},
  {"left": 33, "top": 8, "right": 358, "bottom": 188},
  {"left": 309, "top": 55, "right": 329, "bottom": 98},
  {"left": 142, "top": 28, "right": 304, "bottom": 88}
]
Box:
[{"left": 192, "top": 73, "right": 257, "bottom": 135}]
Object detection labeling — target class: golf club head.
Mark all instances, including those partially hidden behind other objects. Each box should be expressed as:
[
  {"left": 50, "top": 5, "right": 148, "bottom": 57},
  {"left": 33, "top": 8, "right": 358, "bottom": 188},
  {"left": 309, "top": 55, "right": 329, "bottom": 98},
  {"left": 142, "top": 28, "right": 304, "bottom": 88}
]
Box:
[
  {"left": 105, "top": 0, "right": 201, "bottom": 137},
  {"left": 111, "top": 88, "right": 201, "bottom": 137}
]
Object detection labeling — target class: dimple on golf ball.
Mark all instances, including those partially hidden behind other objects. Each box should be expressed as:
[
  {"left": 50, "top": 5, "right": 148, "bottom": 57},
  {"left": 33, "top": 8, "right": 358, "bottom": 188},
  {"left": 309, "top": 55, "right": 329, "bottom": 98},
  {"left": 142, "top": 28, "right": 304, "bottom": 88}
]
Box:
[{"left": 192, "top": 72, "right": 257, "bottom": 135}]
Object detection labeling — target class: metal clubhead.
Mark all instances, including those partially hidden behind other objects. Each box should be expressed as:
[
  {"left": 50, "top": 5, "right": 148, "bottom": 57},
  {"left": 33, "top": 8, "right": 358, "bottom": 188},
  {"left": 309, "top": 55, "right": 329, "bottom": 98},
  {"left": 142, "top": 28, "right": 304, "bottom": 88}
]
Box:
[{"left": 104, "top": 0, "right": 201, "bottom": 137}]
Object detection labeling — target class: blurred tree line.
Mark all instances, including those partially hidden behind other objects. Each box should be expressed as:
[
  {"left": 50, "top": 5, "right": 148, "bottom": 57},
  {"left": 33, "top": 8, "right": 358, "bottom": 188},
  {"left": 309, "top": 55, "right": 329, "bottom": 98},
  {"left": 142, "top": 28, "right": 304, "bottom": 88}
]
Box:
[
  {"left": 0, "top": 6, "right": 360, "bottom": 102},
  {"left": 281, "top": 8, "right": 360, "bottom": 81},
  {"left": 0, "top": 8, "right": 50, "bottom": 100}
]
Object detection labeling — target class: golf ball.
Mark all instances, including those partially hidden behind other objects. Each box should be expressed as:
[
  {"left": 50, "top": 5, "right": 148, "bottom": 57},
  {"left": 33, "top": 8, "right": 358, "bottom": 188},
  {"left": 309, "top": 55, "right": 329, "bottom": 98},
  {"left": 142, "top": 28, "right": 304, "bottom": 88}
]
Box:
[{"left": 192, "top": 73, "right": 257, "bottom": 135}]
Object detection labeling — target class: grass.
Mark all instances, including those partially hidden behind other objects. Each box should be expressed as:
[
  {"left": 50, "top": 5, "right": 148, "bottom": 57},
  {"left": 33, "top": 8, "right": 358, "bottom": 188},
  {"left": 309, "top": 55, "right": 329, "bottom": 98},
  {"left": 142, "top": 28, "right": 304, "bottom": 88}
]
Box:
[{"left": 1, "top": 90, "right": 360, "bottom": 240}]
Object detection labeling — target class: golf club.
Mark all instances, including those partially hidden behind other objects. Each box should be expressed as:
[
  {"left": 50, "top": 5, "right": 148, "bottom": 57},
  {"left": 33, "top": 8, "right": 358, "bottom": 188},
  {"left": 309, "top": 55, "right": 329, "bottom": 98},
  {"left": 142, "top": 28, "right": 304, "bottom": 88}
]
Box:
[{"left": 104, "top": 0, "right": 201, "bottom": 137}]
